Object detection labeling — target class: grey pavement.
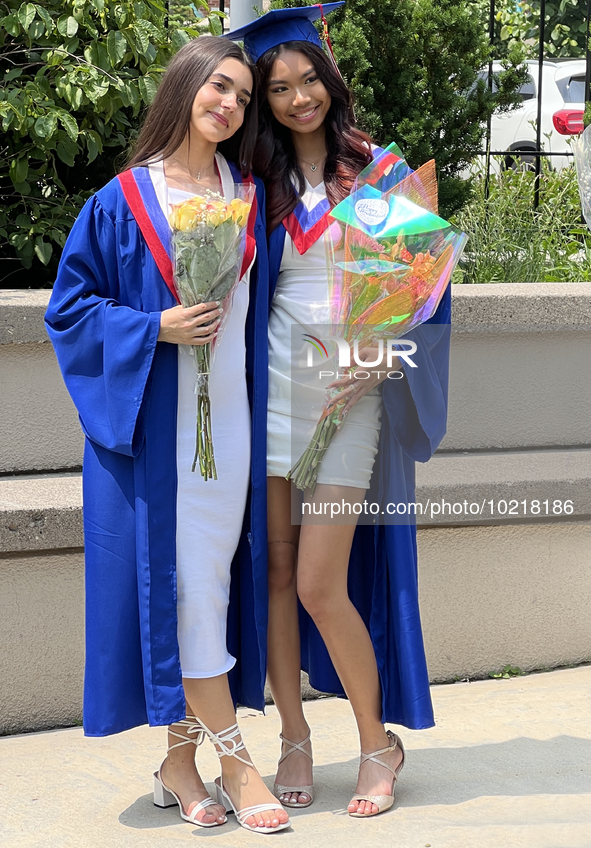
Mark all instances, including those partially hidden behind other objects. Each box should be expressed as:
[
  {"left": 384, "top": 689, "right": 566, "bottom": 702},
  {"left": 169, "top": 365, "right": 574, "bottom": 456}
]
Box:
[{"left": 1, "top": 667, "right": 590, "bottom": 848}]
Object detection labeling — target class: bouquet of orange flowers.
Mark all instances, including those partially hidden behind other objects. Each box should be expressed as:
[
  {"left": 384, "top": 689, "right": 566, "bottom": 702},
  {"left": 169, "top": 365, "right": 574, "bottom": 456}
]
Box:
[
  {"left": 169, "top": 186, "right": 254, "bottom": 479},
  {"left": 287, "top": 143, "right": 467, "bottom": 493}
]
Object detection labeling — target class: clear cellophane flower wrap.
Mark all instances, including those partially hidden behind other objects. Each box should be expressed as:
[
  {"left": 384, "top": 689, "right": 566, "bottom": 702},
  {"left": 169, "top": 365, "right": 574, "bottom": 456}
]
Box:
[
  {"left": 573, "top": 124, "right": 591, "bottom": 228},
  {"left": 287, "top": 143, "right": 468, "bottom": 493},
  {"left": 169, "top": 183, "right": 255, "bottom": 479}
]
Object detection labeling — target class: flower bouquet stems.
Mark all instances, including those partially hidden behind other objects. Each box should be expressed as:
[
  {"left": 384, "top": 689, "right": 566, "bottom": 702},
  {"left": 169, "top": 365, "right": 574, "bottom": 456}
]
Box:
[
  {"left": 287, "top": 395, "right": 346, "bottom": 495},
  {"left": 193, "top": 344, "right": 213, "bottom": 476}
]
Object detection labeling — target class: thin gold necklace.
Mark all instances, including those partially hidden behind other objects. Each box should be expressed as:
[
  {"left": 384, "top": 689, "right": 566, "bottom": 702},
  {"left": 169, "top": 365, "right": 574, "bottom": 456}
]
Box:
[
  {"left": 298, "top": 153, "right": 327, "bottom": 173},
  {"left": 169, "top": 157, "right": 216, "bottom": 181}
]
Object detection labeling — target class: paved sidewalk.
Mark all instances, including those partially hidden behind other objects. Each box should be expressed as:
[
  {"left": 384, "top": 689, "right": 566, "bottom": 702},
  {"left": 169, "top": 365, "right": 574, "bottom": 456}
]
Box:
[{"left": 1, "top": 667, "right": 590, "bottom": 848}]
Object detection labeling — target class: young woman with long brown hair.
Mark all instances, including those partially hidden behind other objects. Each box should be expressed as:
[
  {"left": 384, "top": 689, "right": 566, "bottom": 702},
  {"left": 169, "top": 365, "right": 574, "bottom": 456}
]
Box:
[
  {"left": 227, "top": 3, "right": 451, "bottom": 819},
  {"left": 45, "top": 36, "right": 289, "bottom": 834}
]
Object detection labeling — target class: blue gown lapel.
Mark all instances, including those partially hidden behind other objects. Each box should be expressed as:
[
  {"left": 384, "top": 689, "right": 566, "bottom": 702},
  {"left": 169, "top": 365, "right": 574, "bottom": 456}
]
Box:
[{"left": 129, "top": 167, "right": 173, "bottom": 261}]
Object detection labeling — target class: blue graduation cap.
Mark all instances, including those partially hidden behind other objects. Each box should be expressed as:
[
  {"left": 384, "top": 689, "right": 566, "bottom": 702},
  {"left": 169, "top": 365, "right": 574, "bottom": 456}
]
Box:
[{"left": 224, "top": 2, "right": 344, "bottom": 63}]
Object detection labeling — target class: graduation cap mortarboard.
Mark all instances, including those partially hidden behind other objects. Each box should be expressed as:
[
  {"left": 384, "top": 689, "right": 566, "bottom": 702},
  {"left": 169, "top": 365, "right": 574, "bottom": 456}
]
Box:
[{"left": 224, "top": 2, "right": 345, "bottom": 63}]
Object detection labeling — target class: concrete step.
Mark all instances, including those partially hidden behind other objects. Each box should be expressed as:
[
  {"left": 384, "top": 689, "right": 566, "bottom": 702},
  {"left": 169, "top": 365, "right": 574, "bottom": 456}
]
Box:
[
  {"left": 0, "top": 473, "right": 82, "bottom": 553},
  {"left": 1, "top": 448, "right": 590, "bottom": 556},
  {"left": 449, "top": 280, "right": 591, "bottom": 329},
  {"left": 416, "top": 447, "right": 591, "bottom": 525}
]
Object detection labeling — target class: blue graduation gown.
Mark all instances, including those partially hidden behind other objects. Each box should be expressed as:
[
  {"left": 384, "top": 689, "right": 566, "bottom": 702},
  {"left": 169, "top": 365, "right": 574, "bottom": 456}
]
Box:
[
  {"left": 268, "top": 223, "right": 451, "bottom": 730},
  {"left": 45, "top": 166, "right": 270, "bottom": 737}
]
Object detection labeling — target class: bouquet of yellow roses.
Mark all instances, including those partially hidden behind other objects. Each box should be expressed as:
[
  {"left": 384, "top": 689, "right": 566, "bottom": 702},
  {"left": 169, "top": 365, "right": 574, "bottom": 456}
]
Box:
[{"left": 169, "top": 185, "right": 254, "bottom": 479}]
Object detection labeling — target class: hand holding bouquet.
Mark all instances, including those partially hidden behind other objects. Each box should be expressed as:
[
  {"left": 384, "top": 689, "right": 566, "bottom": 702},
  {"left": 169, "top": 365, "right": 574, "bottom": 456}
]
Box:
[
  {"left": 169, "top": 185, "right": 254, "bottom": 479},
  {"left": 287, "top": 144, "right": 467, "bottom": 493}
]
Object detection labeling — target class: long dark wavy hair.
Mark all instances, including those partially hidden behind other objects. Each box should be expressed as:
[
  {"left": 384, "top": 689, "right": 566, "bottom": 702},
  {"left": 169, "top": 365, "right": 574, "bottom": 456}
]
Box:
[
  {"left": 125, "top": 38, "right": 258, "bottom": 176},
  {"left": 254, "top": 41, "right": 373, "bottom": 232}
]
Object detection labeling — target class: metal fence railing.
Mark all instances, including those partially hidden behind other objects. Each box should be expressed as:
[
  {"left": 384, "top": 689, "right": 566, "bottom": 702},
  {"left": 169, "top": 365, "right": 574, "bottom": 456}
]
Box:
[{"left": 484, "top": 0, "right": 591, "bottom": 208}]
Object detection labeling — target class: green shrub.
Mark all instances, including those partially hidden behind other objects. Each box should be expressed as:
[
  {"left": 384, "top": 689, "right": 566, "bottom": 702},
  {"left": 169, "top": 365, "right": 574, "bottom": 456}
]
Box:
[
  {"left": 452, "top": 164, "right": 591, "bottom": 283},
  {"left": 0, "top": 0, "right": 218, "bottom": 286},
  {"left": 491, "top": 0, "right": 588, "bottom": 60}
]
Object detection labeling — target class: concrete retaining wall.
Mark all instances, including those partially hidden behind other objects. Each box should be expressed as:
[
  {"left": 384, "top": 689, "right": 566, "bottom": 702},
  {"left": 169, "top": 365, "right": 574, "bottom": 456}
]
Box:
[
  {"left": 1, "top": 284, "right": 590, "bottom": 733},
  {"left": 444, "top": 283, "right": 591, "bottom": 451},
  {"left": 0, "top": 551, "right": 84, "bottom": 734},
  {"left": 419, "top": 522, "right": 591, "bottom": 682},
  {"left": 0, "top": 291, "right": 83, "bottom": 474}
]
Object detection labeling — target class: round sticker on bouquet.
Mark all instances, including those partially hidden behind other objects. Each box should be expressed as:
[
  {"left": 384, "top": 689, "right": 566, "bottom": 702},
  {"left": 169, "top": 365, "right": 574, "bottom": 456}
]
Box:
[{"left": 354, "top": 198, "right": 390, "bottom": 227}]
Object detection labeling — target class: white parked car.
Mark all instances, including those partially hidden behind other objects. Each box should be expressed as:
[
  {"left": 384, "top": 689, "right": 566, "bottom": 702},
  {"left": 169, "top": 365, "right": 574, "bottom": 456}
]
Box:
[{"left": 478, "top": 59, "right": 585, "bottom": 171}]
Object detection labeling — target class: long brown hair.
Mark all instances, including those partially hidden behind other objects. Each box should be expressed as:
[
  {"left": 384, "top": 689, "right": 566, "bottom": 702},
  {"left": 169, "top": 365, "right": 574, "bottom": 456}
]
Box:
[
  {"left": 253, "top": 41, "right": 373, "bottom": 231},
  {"left": 125, "top": 38, "right": 258, "bottom": 175}
]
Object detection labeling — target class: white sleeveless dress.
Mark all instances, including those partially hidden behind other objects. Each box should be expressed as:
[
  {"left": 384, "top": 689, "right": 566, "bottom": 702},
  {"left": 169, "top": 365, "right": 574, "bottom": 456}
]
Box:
[
  {"left": 150, "top": 156, "right": 251, "bottom": 678},
  {"left": 267, "top": 179, "right": 381, "bottom": 489}
]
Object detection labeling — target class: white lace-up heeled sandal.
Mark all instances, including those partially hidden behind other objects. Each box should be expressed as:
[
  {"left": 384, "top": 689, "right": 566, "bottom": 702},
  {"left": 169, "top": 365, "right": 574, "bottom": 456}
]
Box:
[
  {"left": 348, "top": 730, "right": 405, "bottom": 818},
  {"left": 153, "top": 716, "right": 226, "bottom": 827},
  {"left": 273, "top": 731, "right": 314, "bottom": 808},
  {"left": 197, "top": 720, "right": 290, "bottom": 834}
]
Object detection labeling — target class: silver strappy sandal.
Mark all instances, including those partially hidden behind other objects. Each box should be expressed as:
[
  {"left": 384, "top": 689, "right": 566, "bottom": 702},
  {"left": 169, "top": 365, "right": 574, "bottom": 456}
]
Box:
[
  {"left": 348, "top": 730, "right": 405, "bottom": 818},
  {"left": 153, "top": 716, "right": 226, "bottom": 827},
  {"left": 197, "top": 720, "right": 290, "bottom": 834},
  {"left": 273, "top": 731, "right": 314, "bottom": 808}
]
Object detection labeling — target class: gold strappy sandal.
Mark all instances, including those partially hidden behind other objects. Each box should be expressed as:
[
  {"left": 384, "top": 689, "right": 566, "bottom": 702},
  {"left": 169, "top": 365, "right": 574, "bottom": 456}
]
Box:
[
  {"left": 273, "top": 731, "right": 314, "bottom": 808},
  {"left": 348, "top": 730, "right": 405, "bottom": 818}
]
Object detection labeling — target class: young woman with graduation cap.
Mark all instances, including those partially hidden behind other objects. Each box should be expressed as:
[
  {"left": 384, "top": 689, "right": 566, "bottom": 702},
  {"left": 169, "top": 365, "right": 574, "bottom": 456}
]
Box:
[
  {"left": 45, "top": 37, "right": 290, "bottom": 834},
  {"left": 226, "top": 3, "right": 451, "bottom": 819}
]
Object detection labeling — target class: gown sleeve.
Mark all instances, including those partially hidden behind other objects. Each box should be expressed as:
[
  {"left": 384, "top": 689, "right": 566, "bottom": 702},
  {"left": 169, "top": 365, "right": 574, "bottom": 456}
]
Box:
[
  {"left": 45, "top": 193, "right": 162, "bottom": 456},
  {"left": 381, "top": 284, "right": 452, "bottom": 462}
]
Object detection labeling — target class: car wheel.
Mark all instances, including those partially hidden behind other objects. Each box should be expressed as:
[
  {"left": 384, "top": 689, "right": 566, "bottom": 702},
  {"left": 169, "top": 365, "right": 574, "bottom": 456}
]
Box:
[{"left": 504, "top": 147, "right": 538, "bottom": 172}]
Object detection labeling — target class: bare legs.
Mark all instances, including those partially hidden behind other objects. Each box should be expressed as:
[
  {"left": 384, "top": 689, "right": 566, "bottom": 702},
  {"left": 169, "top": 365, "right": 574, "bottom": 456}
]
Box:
[
  {"left": 161, "top": 675, "right": 289, "bottom": 830},
  {"left": 267, "top": 477, "right": 403, "bottom": 815},
  {"left": 267, "top": 478, "right": 311, "bottom": 805}
]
